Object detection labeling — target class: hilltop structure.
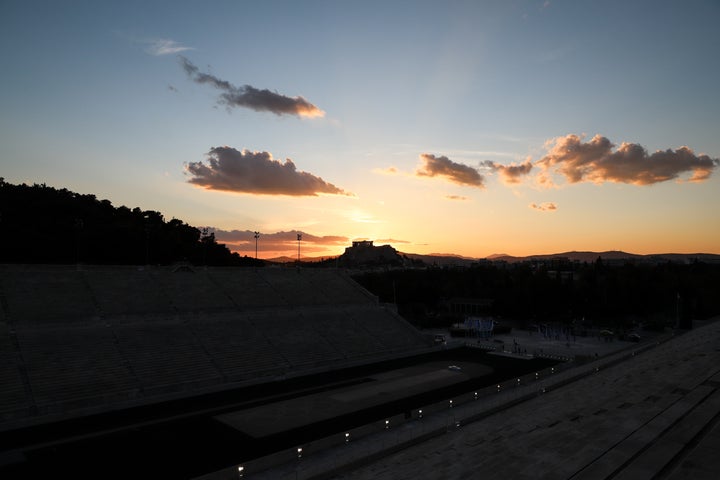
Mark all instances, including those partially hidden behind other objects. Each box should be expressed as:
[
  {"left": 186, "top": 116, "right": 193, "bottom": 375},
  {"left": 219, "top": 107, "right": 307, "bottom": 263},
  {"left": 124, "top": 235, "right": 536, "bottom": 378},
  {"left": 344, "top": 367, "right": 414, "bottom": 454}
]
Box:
[{"left": 339, "top": 240, "right": 404, "bottom": 268}]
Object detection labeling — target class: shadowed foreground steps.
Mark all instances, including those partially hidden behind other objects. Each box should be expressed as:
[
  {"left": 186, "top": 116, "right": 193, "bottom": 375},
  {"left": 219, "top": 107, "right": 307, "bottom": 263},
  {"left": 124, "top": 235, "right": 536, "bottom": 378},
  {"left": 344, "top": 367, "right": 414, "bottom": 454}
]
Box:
[{"left": 230, "top": 319, "right": 720, "bottom": 480}]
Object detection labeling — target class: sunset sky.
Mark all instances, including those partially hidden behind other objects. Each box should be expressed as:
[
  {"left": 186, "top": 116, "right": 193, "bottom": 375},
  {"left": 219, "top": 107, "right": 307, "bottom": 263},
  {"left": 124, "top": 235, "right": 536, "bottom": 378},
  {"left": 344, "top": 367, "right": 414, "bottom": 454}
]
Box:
[{"left": 2, "top": 1, "right": 719, "bottom": 259}]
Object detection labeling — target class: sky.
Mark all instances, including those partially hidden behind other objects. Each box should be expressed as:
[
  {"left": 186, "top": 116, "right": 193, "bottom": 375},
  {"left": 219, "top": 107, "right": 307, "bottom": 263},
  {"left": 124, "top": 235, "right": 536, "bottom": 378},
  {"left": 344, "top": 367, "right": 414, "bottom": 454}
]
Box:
[{"left": 1, "top": 0, "right": 719, "bottom": 259}]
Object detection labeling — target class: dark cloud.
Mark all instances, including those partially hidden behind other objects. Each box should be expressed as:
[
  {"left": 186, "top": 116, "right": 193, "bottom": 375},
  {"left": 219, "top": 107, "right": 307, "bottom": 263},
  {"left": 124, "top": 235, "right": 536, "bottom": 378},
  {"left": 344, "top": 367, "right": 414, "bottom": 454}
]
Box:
[
  {"left": 185, "top": 146, "right": 352, "bottom": 196},
  {"left": 179, "top": 56, "right": 324, "bottom": 118},
  {"left": 211, "top": 229, "right": 349, "bottom": 256},
  {"left": 537, "top": 134, "right": 719, "bottom": 186},
  {"left": 530, "top": 202, "right": 558, "bottom": 212},
  {"left": 482, "top": 160, "right": 533, "bottom": 184},
  {"left": 415, "top": 154, "right": 485, "bottom": 188}
]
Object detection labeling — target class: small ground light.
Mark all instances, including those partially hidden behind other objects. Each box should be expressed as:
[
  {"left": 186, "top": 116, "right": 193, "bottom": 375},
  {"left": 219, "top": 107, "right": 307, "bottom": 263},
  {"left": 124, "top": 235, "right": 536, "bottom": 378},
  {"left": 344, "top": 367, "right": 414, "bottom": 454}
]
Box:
[
  {"left": 497, "top": 384, "right": 501, "bottom": 391},
  {"left": 449, "top": 399, "right": 453, "bottom": 408},
  {"left": 418, "top": 409, "right": 423, "bottom": 418},
  {"left": 535, "top": 372, "right": 539, "bottom": 379},
  {"left": 297, "top": 447, "right": 303, "bottom": 458},
  {"left": 517, "top": 378, "right": 521, "bottom": 385},
  {"left": 345, "top": 432, "right": 350, "bottom": 443},
  {"left": 238, "top": 465, "right": 244, "bottom": 477},
  {"left": 385, "top": 419, "right": 390, "bottom": 429},
  {"left": 551, "top": 367, "right": 555, "bottom": 373},
  {"left": 474, "top": 392, "right": 478, "bottom": 399}
]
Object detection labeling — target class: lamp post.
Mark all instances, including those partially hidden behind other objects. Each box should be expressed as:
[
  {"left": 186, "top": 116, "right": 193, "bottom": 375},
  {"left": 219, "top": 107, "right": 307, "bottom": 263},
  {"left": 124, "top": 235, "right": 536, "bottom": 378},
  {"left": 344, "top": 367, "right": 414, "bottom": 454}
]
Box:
[
  {"left": 296, "top": 233, "right": 302, "bottom": 264},
  {"left": 254, "top": 231, "right": 260, "bottom": 260}
]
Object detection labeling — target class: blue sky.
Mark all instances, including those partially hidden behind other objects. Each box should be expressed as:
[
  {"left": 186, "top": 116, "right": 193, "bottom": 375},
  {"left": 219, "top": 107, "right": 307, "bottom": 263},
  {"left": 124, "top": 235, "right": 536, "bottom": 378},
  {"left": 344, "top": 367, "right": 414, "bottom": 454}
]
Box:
[{"left": 2, "top": 1, "right": 719, "bottom": 258}]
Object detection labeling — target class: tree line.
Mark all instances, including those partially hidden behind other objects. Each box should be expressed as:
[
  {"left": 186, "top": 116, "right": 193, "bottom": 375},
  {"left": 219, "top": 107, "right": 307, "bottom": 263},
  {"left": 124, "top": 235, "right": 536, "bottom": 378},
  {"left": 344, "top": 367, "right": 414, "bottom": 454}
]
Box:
[
  {"left": 0, "top": 179, "right": 260, "bottom": 266},
  {"left": 352, "top": 259, "right": 720, "bottom": 331}
]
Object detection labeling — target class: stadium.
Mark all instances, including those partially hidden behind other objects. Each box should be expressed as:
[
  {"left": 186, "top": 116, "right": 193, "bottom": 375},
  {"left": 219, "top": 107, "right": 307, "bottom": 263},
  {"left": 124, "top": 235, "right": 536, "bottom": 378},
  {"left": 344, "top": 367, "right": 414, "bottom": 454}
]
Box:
[{"left": 1, "top": 264, "right": 718, "bottom": 479}]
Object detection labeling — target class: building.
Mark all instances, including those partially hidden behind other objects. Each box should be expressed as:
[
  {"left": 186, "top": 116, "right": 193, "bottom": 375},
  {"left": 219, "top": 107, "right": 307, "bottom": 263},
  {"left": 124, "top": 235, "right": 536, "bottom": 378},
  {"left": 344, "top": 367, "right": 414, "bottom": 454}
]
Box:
[{"left": 339, "top": 240, "right": 404, "bottom": 268}]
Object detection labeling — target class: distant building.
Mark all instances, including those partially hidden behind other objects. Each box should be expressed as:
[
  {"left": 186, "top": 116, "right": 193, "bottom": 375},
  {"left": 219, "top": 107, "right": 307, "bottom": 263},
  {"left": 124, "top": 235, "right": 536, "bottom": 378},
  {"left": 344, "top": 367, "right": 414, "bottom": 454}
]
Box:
[
  {"left": 338, "top": 240, "right": 404, "bottom": 268},
  {"left": 447, "top": 297, "right": 494, "bottom": 316}
]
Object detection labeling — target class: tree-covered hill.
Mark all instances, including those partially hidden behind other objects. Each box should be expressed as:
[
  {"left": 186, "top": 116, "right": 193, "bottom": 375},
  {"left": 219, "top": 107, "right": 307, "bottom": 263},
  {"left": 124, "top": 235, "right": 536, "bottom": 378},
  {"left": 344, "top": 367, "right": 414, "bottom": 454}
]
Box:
[{"left": 0, "top": 179, "right": 259, "bottom": 266}]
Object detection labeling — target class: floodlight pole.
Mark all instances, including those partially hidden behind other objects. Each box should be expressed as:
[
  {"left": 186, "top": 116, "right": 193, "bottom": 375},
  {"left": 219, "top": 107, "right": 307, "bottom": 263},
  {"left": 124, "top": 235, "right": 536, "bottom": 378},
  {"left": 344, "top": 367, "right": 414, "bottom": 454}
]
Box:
[
  {"left": 297, "top": 233, "right": 302, "bottom": 264},
  {"left": 254, "top": 231, "right": 260, "bottom": 260}
]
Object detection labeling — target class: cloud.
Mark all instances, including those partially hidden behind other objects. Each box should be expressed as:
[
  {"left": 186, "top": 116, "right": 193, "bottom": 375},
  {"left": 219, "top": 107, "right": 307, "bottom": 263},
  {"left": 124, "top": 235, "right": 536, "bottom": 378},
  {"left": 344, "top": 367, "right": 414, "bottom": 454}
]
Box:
[
  {"left": 349, "top": 209, "right": 385, "bottom": 224},
  {"left": 530, "top": 202, "right": 557, "bottom": 212},
  {"left": 374, "top": 166, "right": 399, "bottom": 175},
  {"left": 482, "top": 159, "right": 534, "bottom": 184},
  {"left": 537, "top": 134, "right": 719, "bottom": 186},
  {"left": 376, "top": 238, "right": 411, "bottom": 244},
  {"left": 415, "top": 154, "right": 485, "bottom": 188},
  {"left": 211, "top": 229, "right": 349, "bottom": 256},
  {"left": 145, "top": 38, "right": 194, "bottom": 56},
  {"left": 185, "top": 146, "right": 352, "bottom": 196},
  {"left": 179, "top": 56, "right": 324, "bottom": 118},
  {"left": 445, "top": 195, "right": 468, "bottom": 201}
]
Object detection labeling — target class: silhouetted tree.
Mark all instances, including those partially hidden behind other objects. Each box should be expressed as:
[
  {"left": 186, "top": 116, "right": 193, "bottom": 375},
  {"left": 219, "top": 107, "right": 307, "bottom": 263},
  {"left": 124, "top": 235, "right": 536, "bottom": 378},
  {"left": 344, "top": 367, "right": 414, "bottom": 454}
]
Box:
[{"left": 0, "top": 180, "right": 257, "bottom": 266}]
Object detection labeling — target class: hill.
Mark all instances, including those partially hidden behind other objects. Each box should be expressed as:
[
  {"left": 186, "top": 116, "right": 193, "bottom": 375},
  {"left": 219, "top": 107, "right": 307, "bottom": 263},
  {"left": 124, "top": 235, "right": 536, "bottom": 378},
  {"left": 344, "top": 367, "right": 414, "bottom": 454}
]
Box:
[
  {"left": 401, "top": 250, "right": 720, "bottom": 266},
  {"left": 0, "top": 179, "right": 259, "bottom": 266},
  {"left": 486, "top": 250, "right": 720, "bottom": 264}
]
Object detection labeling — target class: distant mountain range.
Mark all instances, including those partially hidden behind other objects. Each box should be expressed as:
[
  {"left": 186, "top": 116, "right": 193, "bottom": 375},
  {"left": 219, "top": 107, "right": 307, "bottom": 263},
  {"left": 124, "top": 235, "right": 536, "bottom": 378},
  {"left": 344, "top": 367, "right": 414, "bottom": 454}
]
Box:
[
  {"left": 395, "top": 250, "right": 720, "bottom": 266},
  {"left": 270, "top": 250, "right": 720, "bottom": 266},
  {"left": 484, "top": 251, "right": 720, "bottom": 264}
]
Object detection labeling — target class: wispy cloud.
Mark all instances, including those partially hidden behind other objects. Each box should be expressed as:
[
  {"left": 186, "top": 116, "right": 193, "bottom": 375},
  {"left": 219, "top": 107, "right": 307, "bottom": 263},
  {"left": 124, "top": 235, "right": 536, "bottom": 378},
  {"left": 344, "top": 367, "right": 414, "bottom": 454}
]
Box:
[
  {"left": 145, "top": 38, "right": 195, "bottom": 56},
  {"left": 415, "top": 153, "right": 485, "bottom": 188},
  {"left": 537, "top": 134, "right": 719, "bottom": 186},
  {"left": 374, "top": 166, "right": 399, "bottom": 175},
  {"left": 185, "top": 146, "right": 352, "bottom": 196},
  {"left": 179, "top": 56, "right": 324, "bottom": 118},
  {"left": 348, "top": 209, "right": 385, "bottom": 224},
  {"left": 530, "top": 202, "right": 557, "bottom": 212},
  {"left": 376, "top": 238, "right": 411, "bottom": 244},
  {"left": 445, "top": 195, "right": 468, "bottom": 201}
]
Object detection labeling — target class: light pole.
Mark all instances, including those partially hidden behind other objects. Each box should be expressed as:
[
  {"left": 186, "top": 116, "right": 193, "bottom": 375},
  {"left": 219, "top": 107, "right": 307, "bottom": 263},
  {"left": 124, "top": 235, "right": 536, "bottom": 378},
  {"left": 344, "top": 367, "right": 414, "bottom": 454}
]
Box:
[
  {"left": 254, "top": 231, "right": 260, "bottom": 260},
  {"left": 297, "top": 233, "right": 302, "bottom": 264}
]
